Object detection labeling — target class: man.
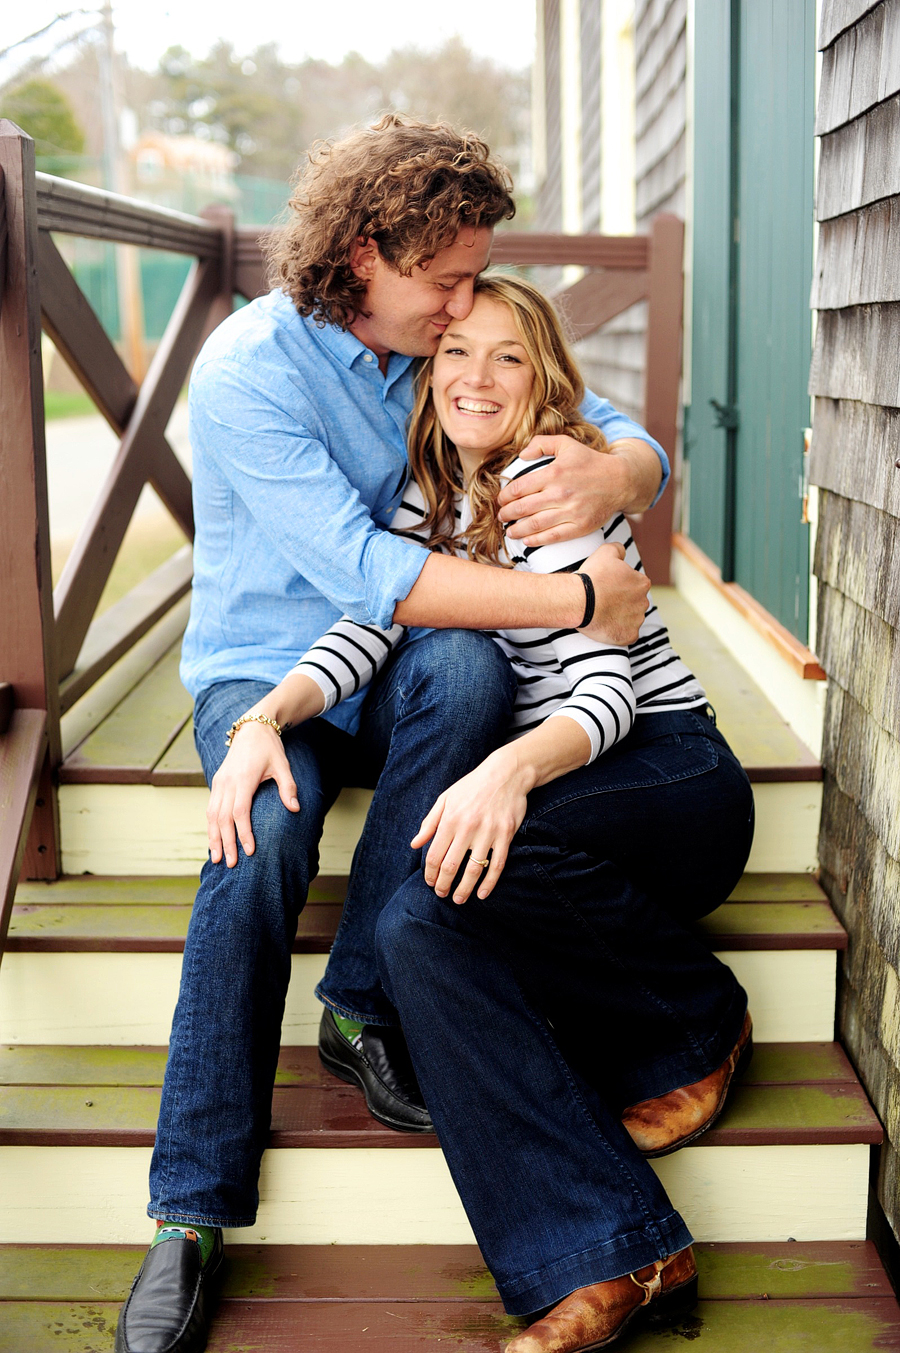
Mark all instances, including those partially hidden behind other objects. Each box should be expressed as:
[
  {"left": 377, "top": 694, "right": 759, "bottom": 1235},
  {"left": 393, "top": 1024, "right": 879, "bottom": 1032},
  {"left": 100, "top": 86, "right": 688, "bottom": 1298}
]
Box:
[{"left": 115, "top": 114, "right": 664, "bottom": 1353}]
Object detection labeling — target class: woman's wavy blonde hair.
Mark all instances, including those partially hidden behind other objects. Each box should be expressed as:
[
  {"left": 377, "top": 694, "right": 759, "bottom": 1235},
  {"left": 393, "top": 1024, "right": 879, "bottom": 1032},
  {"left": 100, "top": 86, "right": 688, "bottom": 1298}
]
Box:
[
  {"left": 265, "top": 113, "right": 515, "bottom": 328},
  {"left": 406, "top": 273, "right": 608, "bottom": 565}
]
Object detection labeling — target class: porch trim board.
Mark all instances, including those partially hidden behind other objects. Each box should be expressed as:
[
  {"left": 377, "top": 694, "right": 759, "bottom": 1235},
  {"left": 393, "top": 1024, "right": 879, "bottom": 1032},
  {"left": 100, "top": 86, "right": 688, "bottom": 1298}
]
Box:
[{"left": 673, "top": 539, "right": 827, "bottom": 758}]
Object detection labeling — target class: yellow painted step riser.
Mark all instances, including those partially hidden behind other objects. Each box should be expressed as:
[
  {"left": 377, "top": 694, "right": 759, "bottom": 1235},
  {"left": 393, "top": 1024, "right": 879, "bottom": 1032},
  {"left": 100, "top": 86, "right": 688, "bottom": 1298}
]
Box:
[
  {"left": 0, "top": 950, "right": 836, "bottom": 1046},
  {"left": 58, "top": 782, "right": 822, "bottom": 877},
  {"left": 0, "top": 1144, "right": 869, "bottom": 1246}
]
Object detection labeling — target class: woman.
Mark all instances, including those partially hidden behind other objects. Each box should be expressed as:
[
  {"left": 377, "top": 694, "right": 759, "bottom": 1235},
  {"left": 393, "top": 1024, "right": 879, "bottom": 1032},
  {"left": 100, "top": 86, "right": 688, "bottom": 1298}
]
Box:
[{"left": 210, "top": 275, "right": 754, "bottom": 1351}]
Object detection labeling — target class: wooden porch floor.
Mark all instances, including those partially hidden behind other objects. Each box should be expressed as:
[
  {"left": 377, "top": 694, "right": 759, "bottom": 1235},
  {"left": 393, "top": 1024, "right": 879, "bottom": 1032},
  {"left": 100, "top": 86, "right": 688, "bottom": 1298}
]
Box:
[{"left": 56, "top": 588, "right": 822, "bottom": 787}]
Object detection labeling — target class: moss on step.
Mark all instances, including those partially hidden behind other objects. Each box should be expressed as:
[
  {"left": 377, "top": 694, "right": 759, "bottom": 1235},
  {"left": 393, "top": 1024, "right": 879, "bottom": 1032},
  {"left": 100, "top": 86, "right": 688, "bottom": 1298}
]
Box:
[{"left": 2, "top": 1295, "right": 900, "bottom": 1352}]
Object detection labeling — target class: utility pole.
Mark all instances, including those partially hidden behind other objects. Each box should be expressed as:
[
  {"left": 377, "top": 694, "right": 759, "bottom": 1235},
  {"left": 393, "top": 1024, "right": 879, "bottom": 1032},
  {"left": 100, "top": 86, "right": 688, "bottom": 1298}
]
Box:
[{"left": 97, "top": 0, "right": 146, "bottom": 380}]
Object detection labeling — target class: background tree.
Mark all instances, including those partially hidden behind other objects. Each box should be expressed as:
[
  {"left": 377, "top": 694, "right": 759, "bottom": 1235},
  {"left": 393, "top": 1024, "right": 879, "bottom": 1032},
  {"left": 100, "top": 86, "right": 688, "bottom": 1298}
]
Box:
[
  {"left": 0, "top": 78, "right": 86, "bottom": 160},
  {"left": 30, "top": 35, "right": 532, "bottom": 214}
]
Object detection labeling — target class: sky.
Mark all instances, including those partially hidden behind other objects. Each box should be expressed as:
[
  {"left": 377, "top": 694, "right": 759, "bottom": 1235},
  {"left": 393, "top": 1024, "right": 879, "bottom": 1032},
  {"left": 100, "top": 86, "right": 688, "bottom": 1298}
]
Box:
[{"left": 1, "top": 1, "right": 536, "bottom": 85}]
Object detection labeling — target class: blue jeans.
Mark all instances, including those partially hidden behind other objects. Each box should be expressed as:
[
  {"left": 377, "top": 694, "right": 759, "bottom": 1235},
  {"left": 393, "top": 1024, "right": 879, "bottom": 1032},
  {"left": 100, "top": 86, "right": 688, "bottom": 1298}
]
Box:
[
  {"left": 375, "top": 710, "right": 754, "bottom": 1314},
  {"left": 149, "top": 630, "right": 517, "bottom": 1226}
]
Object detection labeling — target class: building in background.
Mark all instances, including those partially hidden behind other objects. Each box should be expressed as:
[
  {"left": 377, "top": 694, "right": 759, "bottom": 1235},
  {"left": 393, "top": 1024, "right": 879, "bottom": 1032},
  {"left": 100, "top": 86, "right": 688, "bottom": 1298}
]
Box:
[{"left": 132, "top": 130, "right": 238, "bottom": 214}]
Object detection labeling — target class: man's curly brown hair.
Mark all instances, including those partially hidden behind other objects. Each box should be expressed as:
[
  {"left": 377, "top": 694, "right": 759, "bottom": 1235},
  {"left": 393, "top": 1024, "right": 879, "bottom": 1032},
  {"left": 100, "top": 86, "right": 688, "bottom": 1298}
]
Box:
[{"left": 264, "top": 113, "right": 515, "bottom": 328}]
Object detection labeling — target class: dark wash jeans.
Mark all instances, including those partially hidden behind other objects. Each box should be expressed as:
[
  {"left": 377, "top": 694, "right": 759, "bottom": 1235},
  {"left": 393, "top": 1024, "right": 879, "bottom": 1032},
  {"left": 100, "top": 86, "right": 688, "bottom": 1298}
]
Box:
[
  {"left": 375, "top": 709, "right": 754, "bottom": 1314},
  {"left": 149, "top": 629, "right": 517, "bottom": 1227}
]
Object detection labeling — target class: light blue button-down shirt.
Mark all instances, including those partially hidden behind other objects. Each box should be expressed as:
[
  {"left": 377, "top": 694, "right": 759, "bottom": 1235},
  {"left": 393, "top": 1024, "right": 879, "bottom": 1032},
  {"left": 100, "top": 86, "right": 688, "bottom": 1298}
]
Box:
[{"left": 180, "top": 288, "right": 669, "bottom": 735}]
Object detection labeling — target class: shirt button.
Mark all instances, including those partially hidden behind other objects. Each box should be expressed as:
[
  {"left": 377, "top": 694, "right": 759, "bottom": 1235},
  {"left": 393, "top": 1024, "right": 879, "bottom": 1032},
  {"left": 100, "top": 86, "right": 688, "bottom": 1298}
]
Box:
[{"left": 363, "top": 353, "right": 374, "bottom": 363}]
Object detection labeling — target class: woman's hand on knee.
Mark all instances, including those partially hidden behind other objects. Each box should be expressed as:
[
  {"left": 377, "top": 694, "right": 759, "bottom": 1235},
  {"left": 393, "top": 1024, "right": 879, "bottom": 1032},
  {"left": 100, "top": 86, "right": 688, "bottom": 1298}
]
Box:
[
  {"left": 206, "top": 725, "right": 299, "bottom": 867},
  {"left": 411, "top": 749, "right": 529, "bottom": 904}
]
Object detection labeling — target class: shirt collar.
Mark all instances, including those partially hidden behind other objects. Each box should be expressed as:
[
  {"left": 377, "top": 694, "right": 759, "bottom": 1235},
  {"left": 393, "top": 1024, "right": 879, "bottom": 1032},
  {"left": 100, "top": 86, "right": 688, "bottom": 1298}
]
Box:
[{"left": 308, "top": 315, "right": 415, "bottom": 385}]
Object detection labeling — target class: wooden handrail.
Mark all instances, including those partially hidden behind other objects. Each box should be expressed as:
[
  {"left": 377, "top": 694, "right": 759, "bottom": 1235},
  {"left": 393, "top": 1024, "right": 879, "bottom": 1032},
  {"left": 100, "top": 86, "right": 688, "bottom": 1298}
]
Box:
[
  {"left": 35, "top": 172, "right": 220, "bottom": 255},
  {"left": 0, "top": 120, "right": 60, "bottom": 881},
  {"left": 492, "top": 231, "right": 650, "bottom": 269},
  {"left": 233, "top": 225, "right": 655, "bottom": 302}
]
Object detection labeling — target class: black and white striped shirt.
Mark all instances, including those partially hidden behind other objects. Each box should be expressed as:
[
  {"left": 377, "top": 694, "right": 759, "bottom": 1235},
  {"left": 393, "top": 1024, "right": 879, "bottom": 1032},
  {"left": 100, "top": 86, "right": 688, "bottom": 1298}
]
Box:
[{"left": 289, "top": 457, "right": 707, "bottom": 763}]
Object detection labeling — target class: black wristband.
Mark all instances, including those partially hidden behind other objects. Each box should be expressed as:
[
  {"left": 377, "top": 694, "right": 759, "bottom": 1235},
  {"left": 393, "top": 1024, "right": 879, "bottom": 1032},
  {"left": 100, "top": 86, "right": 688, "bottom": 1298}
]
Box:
[{"left": 576, "top": 572, "right": 595, "bottom": 628}]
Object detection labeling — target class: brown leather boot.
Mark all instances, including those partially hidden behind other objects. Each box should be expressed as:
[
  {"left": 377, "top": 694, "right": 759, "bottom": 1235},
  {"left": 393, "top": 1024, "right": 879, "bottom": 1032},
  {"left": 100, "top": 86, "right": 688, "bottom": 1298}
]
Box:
[
  {"left": 622, "top": 1010, "right": 753, "bottom": 1157},
  {"left": 504, "top": 1246, "right": 698, "bottom": 1352}
]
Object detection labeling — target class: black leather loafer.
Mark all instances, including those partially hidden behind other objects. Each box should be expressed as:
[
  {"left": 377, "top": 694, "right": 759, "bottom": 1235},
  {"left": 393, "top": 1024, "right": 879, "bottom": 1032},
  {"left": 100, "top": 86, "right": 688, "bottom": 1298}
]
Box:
[
  {"left": 318, "top": 1008, "right": 434, "bottom": 1133},
  {"left": 115, "top": 1228, "right": 224, "bottom": 1353}
]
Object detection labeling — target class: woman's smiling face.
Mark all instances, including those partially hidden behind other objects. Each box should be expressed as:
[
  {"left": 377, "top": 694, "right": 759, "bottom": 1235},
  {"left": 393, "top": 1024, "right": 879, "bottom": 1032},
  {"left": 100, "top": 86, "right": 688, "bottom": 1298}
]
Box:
[{"left": 431, "top": 295, "right": 535, "bottom": 472}]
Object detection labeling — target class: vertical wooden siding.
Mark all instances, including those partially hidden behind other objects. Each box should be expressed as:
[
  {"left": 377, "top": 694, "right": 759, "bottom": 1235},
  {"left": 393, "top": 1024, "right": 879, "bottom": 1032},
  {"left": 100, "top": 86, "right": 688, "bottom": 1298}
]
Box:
[
  {"left": 537, "top": 0, "right": 564, "bottom": 233},
  {"left": 809, "top": 0, "right": 900, "bottom": 1253},
  {"left": 580, "top": 1, "right": 603, "bottom": 235},
  {"left": 575, "top": 0, "right": 687, "bottom": 428}
]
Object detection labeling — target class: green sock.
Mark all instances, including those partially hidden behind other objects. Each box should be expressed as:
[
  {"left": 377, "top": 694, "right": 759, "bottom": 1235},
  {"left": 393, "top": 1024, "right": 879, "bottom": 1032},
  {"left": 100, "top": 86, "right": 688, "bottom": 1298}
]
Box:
[
  {"left": 150, "top": 1221, "right": 220, "bottom": 1266},
  {"left": 333, "top": 1013, "right": 365, "bottom": 1049}
]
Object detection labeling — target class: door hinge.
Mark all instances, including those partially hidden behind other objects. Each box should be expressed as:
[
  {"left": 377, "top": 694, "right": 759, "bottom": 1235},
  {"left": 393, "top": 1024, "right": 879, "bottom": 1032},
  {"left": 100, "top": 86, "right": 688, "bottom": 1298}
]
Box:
[{"left": 709, "top": 399, "right": 740, "bottom": 431}]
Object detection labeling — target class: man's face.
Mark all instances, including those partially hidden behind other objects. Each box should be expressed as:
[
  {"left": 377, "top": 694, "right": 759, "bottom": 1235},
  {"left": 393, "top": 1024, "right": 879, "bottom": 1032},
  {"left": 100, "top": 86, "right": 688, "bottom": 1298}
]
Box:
[{"left": 349, "top": 226, "right": 494, "bottom": 359}]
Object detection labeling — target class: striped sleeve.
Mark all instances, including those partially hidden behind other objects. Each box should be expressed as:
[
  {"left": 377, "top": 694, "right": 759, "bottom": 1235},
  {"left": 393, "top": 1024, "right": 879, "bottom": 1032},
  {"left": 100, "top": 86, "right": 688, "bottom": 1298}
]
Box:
[
  {"left": 500, "top": 456, "right": 637, "bottom": 761},
  {"left": 543, "top": 630, "right": 636, "bottom": 762},
  {"left": 287, "top": 618, "right": 406, "bottom": 712}
]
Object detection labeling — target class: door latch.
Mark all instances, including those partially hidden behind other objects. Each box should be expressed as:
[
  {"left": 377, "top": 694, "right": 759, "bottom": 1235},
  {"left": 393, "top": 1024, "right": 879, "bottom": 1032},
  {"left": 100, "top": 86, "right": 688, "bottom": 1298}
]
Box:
[{"left": 709, "top": 399, "right": 740, "bottom": 431}]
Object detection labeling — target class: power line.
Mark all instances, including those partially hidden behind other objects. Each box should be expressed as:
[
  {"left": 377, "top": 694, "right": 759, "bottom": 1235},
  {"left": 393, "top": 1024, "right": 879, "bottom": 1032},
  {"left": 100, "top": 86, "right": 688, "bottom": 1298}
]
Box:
[{"left": 0, "top": 11, "right": 97, "bottom": 63}]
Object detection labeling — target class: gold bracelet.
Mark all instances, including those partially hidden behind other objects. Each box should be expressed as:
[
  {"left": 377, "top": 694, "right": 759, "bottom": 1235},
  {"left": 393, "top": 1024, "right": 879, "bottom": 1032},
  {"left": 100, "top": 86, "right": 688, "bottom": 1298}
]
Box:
[{"left": 225, "top": 713, "right": 282, "bottom": 748}]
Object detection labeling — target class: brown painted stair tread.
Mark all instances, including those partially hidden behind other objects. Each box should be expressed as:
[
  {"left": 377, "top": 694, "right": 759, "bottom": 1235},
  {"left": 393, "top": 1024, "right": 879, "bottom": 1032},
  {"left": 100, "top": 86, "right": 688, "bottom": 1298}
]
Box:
[
  {"left": 1, "top": 1243, "right": 899, "bottom": 1352},
  {"left": 0, "top": 1044, "right": 882, "bottom": 1148},
  {"left": 57, "top": 587, "right": 822, "bottom": 787},
  {"left": 0, "top": 1240, "right": 893, "bottom": 1302},
  {"left": 8, "top": 873, "right": 846, "bottom": 952},
  {"left": 0, "top": 1039, "right": 864, "bottom": 1088}
]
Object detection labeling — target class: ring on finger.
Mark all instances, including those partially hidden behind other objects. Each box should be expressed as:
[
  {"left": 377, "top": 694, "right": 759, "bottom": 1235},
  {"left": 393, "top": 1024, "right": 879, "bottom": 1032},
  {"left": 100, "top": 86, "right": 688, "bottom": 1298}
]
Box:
[{"left": 470, "top": 856, "right": 490, "bottom": 870}]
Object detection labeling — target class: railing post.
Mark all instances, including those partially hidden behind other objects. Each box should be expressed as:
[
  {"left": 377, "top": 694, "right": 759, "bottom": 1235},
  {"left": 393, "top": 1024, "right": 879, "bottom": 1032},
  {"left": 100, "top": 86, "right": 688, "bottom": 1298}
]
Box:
[
  {"left": 0, "top": 120, "right": 60, "bottom": 878},
  {"left": 199, "top": 204, "right": 234, "bottom": 346},
  {"left": 638, "top": 212, "right": 685, "bottom": 587}
]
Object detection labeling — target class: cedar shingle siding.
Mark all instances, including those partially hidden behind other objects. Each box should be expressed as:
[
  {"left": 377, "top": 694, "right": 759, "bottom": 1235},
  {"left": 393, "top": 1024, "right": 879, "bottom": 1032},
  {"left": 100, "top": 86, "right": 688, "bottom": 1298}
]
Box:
[{"left": 810, "top": 0, "right": 900, "bottom": 1246}]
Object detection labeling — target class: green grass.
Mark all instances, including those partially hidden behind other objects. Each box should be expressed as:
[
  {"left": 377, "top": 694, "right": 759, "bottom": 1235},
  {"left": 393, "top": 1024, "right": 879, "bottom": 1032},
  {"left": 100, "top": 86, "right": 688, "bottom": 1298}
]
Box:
[{"left": 44, "top": 389, "right": 97, "bottom": 420}]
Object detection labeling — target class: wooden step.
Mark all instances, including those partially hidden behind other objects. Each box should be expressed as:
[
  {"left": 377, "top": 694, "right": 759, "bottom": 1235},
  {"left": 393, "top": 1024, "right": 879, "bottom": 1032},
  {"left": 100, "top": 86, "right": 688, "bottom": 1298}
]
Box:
[
  {"left": 0, "top": 874, "right": 843, "bottom": 1045},
  {"left": 2, "top": 1242, "right": 898, "bottom": 1351},
  {"left": 55, "top": 780, "right": 823, "bottom": 878},
  {"left": 7, "top": 872, "right": 846, "bottom": 952},
  {"left": 0, "top": 1042, "right": 881, "bottom": 1150},
  {"left": 53, "top": 588, "right": 823, "bottom": 875},
  {"left": 0, "top": 1043, "right": 880, "bottom": 1245}
]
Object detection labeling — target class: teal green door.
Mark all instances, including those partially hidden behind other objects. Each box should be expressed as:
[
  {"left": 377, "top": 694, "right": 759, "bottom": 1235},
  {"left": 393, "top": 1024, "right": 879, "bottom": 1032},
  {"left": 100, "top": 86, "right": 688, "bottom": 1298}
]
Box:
[{"left": 686, "top": 0, "right": 815, "bottom": 639}]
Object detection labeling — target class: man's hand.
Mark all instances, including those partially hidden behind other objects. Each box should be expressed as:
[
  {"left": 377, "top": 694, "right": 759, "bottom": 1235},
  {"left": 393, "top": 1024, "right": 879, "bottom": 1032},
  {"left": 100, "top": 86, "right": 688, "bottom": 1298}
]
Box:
[
  {"left": 578, "top": 542, "right": 651, "bottom": 646},
  {"left": 497, "top": 434, "right": 663, "bottom": 547}
]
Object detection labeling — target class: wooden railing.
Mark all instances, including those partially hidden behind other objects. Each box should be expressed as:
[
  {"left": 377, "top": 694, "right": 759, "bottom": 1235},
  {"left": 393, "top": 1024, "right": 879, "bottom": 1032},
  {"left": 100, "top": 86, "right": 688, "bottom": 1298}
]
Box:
[{"left": 0, "top": 117, "right": 683, "bottom": 945}]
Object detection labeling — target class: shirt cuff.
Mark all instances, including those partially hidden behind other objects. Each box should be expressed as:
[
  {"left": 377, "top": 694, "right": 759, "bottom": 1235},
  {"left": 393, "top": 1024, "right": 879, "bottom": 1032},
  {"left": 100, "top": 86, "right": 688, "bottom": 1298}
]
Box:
[
  {"left": 601, "top": 416, "right": 670, "bottom": 506},
  {"left": 360, "top": 530, "right": 430, "bottom": 630}
]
